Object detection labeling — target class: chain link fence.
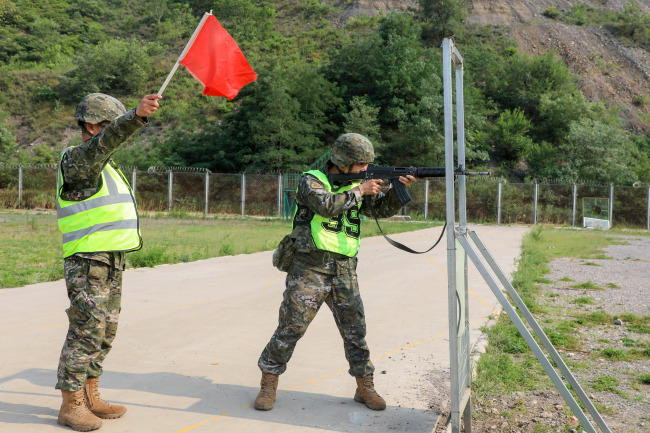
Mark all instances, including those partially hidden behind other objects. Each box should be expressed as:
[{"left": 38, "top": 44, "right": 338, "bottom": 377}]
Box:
[{"left": 1, "top": 163, "right": 649, "bottom": 229}]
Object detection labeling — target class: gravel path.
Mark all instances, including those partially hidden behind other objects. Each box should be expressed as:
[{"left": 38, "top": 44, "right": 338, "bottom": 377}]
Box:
[{"left": 549, "top": 235, "right": 650, "bottom": 317}]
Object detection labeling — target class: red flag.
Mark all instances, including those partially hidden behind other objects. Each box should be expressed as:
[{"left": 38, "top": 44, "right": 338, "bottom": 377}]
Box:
[{"left": 179, "top": 15, "right": 257, "bottom": 100}]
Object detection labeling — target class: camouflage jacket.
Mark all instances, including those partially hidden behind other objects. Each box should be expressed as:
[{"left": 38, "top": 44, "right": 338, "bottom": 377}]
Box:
[
  {"left": 291, "top": 167, "right": 404, "bottom": 273},
  {"left": 60, "top": 108, "right": 147, "bottom": 268}
]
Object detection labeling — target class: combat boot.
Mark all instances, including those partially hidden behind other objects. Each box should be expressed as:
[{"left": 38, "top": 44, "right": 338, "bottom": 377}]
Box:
[
  {"left": 58, "top": 390, "right": 102, "bottom": 431},
  {"left": 254, "top": 373, "right": 279, "bottom": 410},
  {"left": 84, "top": 377, "right": 127, "bottom": 419},
  {"left": 354, "top": 374, "right": 386, "bottom": 410}
]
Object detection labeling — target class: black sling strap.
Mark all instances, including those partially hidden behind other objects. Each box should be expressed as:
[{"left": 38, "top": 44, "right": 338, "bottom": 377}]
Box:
[{"left": 371, "top": 206, "right": 446, "bottom": 254}]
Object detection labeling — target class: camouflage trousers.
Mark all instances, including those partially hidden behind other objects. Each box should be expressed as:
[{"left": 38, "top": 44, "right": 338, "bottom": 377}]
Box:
[
  {"left": 55, "top": 256, "right": 122, "bottom": 391},
  {"left": 258, "top": 255, "right": 374, "bottom": 377}
]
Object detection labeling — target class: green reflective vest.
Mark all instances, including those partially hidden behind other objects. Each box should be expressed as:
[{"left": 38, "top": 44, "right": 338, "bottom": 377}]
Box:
[
  {"left": 56, "top": 150, "right": 142, "bottom": 258},
  {"left": 297, "top": 170, "right": 361, "bottom": 257}
]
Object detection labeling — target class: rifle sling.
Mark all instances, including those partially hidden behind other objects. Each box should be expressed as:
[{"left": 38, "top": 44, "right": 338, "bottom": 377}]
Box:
[{"left": 371, "top": 206, "right": 446, "bottom": 254}]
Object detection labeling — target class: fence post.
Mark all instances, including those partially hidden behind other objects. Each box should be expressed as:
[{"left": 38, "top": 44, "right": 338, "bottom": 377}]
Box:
[
  {"left": 609, "top": 184, "right": 614, "bottom": 228},
  {"left": 571, "top": 184, "right": 577, "bottom": 227},
  {"left": 497, "top": 181, "right": 502, "bottom": 224},
  {"left": 18, "top": 166, "right": 23, "bottom": 209},
  {"left": 204, "top": 171, "right": 210, "bottom": 216},
  {"left": 131, "top": 168, "right": 137, "bottom": 196},
  {"left": 533, "top": 182, "right": 538, "bottom": 225},
  {"left": 168, "top": 171, "right": 173, "bottom": 212},
  {"left": 424, "top": 179, "right": 429, "bottom": 219},
  {"left": 277, "top": 174, "right": 282, "bottom": 217},
  {"left": 241, "top": 173, "right": 246, "bottom": 217}
]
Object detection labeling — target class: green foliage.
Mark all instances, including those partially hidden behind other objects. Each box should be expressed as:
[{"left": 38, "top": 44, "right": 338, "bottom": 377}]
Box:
[
  {"left": 574, "top": 296, "right": 595, "bottom": 304},
  {"left": 128, "top": 245, "right": 170, "bottom": 268},
  {"left": 611, "top": 0, "right": 650, "bottom": 51},
  {"left": 419, "top": 0, "right": 467, "bottom": 44},
  {"left": 0, "top": 116, "right": 17, "bottom": 160},
  {"left": 326, "top": 13, "right": 476, "bottom": 166},
  {"left": 570, "top": 281, "right": 603, "bottom": 290},
  {"left": 0, "top": 0, "right": 647, "bottom": 182},
  {"left": 542, "top": 7, "right": 561, "bottom": 19},
  {"left": 590, "top": 375, "right": 621, "bottom": 393},
  {"left": 560, "top": 118, "right": 638, "bottom": 185},
  {"left": 342, "top": 96, "right": 382, "bottom": 146},
  {"left": 489, "top": 108, "right": 533, "bottom": 163},
  {"left": 640, "top": 373, "right": 650, "bottom": 385},
  {"left": 58, "top": 40, "right": 156, "bottom": 102},
  {"left": 208, "top": 0, "right": 276, "bottom": 52}
]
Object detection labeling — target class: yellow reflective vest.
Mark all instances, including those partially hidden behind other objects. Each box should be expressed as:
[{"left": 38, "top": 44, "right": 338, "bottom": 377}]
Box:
[
  {"left": 298, "top": 170, "right": 361, "bottom": 257},
  {"left": 56, "top": 151, "right": 142, "bottom": 258}
]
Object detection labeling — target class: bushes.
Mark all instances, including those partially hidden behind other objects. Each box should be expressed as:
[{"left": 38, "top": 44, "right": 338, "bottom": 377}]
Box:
[{"left": 58, "top": 40, "right": 154, "bottom": 102}]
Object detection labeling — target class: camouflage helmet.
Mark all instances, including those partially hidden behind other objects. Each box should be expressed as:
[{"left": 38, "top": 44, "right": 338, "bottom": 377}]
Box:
[
  {"left": 74, "top": 93, "right": 127, "bottom": 126},
  {"left": 331, "top": 133, "right": 375, "bottom": 166}
]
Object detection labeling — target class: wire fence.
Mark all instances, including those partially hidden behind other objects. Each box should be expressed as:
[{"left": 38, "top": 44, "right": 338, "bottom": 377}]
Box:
[{"left": 1, "top": 163, "right": 649, "bottom": 229}]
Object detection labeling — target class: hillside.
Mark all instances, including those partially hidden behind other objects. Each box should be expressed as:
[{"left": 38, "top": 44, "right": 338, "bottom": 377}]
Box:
[
  {"left": 338, "top": 0, "right": 650, "bottom": 132},
  {"left": 0, "top": 0, "right": 648, "bottom": 184},
  {"left": 467, "top": 0, "right": 650, "bottom": 132}
]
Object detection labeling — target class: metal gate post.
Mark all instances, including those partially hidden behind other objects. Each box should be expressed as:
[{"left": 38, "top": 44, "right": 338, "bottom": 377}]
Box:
[
  {"left": 18, "top": 166, "right": 23, "bottom": 209},
  {"left": 497, "top": 182, "right": 502, "bottom": 224},
  {"left": 533, "top": 182, "right": 538, "bottom": 224},
  {"left": 647, "top": 186, "right": 649, "bottom": 230},
  {"left": 439, "top": 37, "right": 611, "bottom": 433},
  {"left": 443, "top": 37, "right": 471, "bottom": 433},
  {"left": 424, "top": 180, "right": 429, "bottom": 219},
  {"left": 241, "top": 174, "right": 246, "bottom": 217},
  {"left": 609, "top": 184, "right": 614, "bottom": 227},
  {"left": 277, "top": 174, "right": 282, "bottom": 216},
  {"left": 572, "top": 183, "right": 577, "bottom": 226},
  {"left": 168, "top": 171, "right": 173, "bottom": 212},
  {"left": 204, "top": 171, "right": 210, "bottom": 216}
]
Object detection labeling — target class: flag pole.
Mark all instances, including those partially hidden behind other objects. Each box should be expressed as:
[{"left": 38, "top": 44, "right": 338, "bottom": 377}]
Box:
[{"left": 157, "top": 11, "right": 213, "bottom": 95}]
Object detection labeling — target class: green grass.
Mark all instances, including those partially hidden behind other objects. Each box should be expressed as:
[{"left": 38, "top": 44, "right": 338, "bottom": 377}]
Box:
[
  {"left": 570, "top": 281, "right": 603, "bottom": 290},
  {"left": 590, "top": 375, "right": 624, "bottom": 396},
  {"left": 574, "top": 296, "right": 595, "bottom": 304},
  {"left": 640, "top": 374, "right": 650, "bottom": 385},
  {"left": 0, "top": 211, "right": 442, "bottom": 288}
]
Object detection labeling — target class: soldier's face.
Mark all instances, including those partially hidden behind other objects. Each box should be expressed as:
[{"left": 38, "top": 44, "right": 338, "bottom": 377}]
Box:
[{"left": 348, "top": 163, "right": 368, "bottom": 174}]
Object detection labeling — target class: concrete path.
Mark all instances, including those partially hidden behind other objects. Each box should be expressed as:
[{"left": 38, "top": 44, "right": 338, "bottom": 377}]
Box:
[{"left": 0, "top": 225, "right": 528, "bottom": 433}]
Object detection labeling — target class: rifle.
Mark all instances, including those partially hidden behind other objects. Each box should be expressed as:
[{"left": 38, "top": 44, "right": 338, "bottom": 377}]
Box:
[{"left": 328, "top": 164, "right": 490, "bottom": 206}]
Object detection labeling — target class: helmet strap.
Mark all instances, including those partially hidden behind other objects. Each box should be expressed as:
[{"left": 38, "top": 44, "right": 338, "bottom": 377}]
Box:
[
  {"left": 334, "top": 165, "right": 352, "bottom": 174},
  {"left": 81, "top": 121, "right": 108, "bottom": 140},
  {"left": 82, "top": 124, "right": 94, "bottom": 139}
]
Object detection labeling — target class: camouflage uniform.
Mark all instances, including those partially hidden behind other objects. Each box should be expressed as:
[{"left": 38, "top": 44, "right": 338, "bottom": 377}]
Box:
[
  {"left": 258, "top": 167, "right": 404, "bottom": 377},
  {"left": 56, "top": 100, "right": 147, "bottom": 392}
]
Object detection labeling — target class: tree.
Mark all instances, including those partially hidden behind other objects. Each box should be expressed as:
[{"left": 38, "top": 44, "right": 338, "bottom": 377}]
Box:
[
  {"left": 58, "top": 40, "right": 153, "bottom": 102},
  {"left": 490, "top": 108, "right": 533, "bottom": 164},
  {"left": 561, "top": 118, "right": 637, "bottom": 185},
  {"left": 0, "top": 120, "right": 17, "bottom": 161},
  {"left": 419, "top": 0, "right": 467, "bottom": 43},
  {"left": 342, "top": 96, "right": 382, "bottom": 147}
]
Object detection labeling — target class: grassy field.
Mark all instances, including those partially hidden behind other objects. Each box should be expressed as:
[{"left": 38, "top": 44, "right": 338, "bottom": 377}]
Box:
[{"left": 0, "top": 210, "right": 442, "bottom": 289}]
